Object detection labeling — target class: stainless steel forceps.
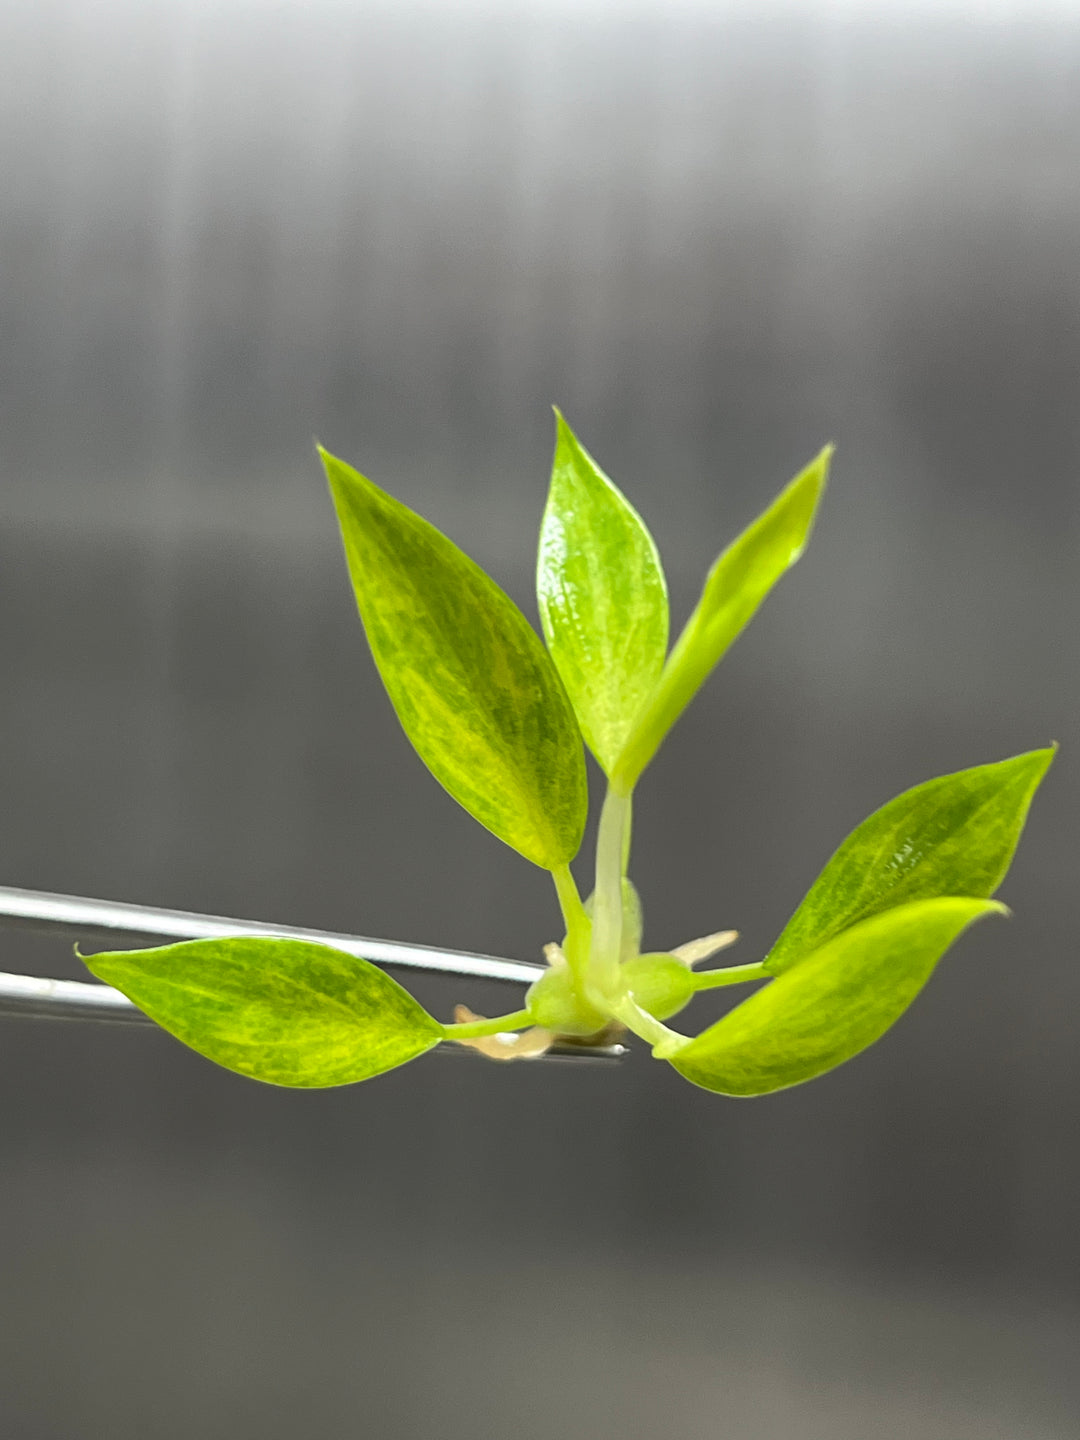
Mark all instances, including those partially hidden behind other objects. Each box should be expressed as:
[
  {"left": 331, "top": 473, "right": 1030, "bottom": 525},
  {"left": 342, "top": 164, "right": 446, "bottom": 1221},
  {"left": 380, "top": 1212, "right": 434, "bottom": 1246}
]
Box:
[{"left": 0, "top": 885, "right": 625, "bottom": 1063}]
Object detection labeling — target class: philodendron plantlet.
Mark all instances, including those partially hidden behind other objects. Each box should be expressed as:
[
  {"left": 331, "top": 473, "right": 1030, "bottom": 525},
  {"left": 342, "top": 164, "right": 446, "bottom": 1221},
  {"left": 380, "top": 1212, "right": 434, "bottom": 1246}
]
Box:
[{"left": 83, "top": 416, "right": 1054, "bottom": 1095}]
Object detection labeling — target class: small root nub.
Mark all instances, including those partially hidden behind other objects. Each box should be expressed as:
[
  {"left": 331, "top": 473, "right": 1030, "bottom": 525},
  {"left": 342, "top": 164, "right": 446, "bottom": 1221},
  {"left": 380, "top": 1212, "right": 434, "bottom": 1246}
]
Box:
[{"left": 451, "top": 1005, "right": 556, "bottom": 1061}]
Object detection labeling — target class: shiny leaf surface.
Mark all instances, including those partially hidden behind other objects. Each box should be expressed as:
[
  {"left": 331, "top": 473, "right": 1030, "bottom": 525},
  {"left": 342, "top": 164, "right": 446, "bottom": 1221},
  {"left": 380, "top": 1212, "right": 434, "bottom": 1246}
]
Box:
[
  {"left": 537, "top": 412, "right": 668, "bottom": 775},
  {"left": 666, "top": 897, "right": 1003, "bottom": 1096},
  {"left": 322, "top": 448, "right": 587, "bottom": 868},
  {"left": 83, "top": 937, "right": 443, "bottom": 1087},
  {"left": 766, "top": 748, "right": 1054, "bottom": 975}
]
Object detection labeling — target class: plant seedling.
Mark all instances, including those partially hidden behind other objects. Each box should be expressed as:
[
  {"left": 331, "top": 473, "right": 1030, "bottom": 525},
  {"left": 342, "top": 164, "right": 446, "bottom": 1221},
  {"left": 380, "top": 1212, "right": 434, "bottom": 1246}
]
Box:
[{"left": 83, "top": 415, "right": 1054, "bottom": 1094}]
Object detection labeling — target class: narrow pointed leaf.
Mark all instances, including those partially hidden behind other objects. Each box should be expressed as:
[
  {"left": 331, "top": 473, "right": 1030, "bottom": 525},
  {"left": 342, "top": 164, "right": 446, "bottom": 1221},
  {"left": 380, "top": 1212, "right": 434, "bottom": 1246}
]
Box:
[
  {"left": 321, "top": 448, "right": 587, "bottom": 868},
  {"left": 614, "top": 447, "right": 831, "bottom": 790},
  {"left": 666, "top": 897, "right": 1003, "bottom": 1096},
  {"left": 766, "top": 747, "right": 1054, "bottom": 976},
  {"left": 537, "top": 412, "right": 668, "bottom": 776},
  {"left": 82, "top": 937, "right": 444, "bottom": 1087}
]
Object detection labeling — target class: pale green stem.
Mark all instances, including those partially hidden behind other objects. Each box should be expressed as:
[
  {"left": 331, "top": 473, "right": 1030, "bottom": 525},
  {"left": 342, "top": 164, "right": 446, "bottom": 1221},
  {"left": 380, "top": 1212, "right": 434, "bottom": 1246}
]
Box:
[
  {"left": 589, "top": 784, "right": 632, "bottom": 998},
  {"left": 551, "top": 862, "right": 591, "bottom": 982},
  {"left": 608, "top": 993, "right": 688, "bottom": 1054},
  {"left": 691, "top": 961, "right": 769, "bottom": 990},
  {"left": 442, "top": 1008, "right": 532, "bottom": 1041}
]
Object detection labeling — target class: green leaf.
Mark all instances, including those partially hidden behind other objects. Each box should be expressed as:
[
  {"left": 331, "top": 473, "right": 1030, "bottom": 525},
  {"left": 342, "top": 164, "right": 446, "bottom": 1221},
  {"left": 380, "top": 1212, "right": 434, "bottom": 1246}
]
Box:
[
  {"left": 537, "top": 412, "right": 668, "bottom": 776},
  {"left": 82, "top": 937, "right": 444, "bottom": 1087},
  {"left": 666, "top": 897, "right": 1004, "bottom": 1096},
  {"left": 321, "top": 448, "right": 587, "bottom": 869},
  {"left": 766, "top": 747, "right": 1055, "bottom": 976},
  {"left": 614, "top": 446, "right": 831, "bottom": 791}
]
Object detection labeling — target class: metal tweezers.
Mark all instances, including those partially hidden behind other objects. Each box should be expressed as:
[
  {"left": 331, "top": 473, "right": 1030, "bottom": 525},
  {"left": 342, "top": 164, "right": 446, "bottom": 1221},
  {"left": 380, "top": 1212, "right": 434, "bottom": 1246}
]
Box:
[{"left": 0, "top": 885, "right": 625, "bottom": 1062}]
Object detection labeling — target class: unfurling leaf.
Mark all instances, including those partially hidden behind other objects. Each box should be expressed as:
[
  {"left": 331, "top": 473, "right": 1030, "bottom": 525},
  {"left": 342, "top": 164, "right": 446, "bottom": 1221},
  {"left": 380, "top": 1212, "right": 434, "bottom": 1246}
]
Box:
[
  {"left": 614, "top": 446, "right": 831, "bottom": 790},
  {"left": 537, "top": 412, "right": 668, "bottom": 776},
  {"left": 583, "top": 877, "right": 643, "bottom": 964},
  {"left": 82, "top": 937, "right": 443, "bottom": 1087},
  {"left": 321, "top": 448, "right": 587, "bottom": 868},
  {"left": 765, "top": 747, "right": 1055, "bottom": 975},
  {"left": 665, "top": 897, "right": 1003, "bottom": 1096}
]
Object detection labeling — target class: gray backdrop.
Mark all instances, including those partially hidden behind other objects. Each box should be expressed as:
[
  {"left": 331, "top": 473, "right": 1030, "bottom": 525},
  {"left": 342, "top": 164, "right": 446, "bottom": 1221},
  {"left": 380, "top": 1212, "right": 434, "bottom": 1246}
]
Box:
[{"left": 1, "top": 1, "right": 1078, "bottom": 1436}]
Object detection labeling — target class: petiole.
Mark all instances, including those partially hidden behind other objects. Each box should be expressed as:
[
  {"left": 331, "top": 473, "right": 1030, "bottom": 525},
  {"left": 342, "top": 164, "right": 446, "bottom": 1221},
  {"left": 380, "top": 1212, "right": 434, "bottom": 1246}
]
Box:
[
  {"left": 441, "top": 1008, "right": 533, "bottom": 1041},
  {"left": 691, "top": 962, "right": 769, "bottom": 991},
  {"left": 550, "top": 862, "right": 591, "bottom": 981}
]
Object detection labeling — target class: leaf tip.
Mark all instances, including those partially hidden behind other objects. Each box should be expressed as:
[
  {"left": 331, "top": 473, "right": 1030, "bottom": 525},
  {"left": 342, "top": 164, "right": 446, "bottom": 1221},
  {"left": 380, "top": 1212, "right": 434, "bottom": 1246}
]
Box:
[
  {"left": 780, "top": 444, "right": 832, "bottom": 560},
  {"left": 1010, "top": 742, "right": 1058, "bottom": 793},
  {"left": 551, "top": 406, "right": 580, "bottom": 456},
  {"left": 953, "top": 896, "right": 1010, "bottom": 932},
  {"left": 803, "top": 442, "right": 834, "bottom": 496},
  {"left": 319, "top": 449, "right": 388, "bottom": 520},
  {"left": 317, "top": 443, "right": 347, "bottom": 495}
]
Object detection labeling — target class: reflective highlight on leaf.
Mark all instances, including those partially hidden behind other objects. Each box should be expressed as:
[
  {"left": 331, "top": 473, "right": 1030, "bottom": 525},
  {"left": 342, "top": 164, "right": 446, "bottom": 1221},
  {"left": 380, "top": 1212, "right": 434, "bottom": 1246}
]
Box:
[
  {"left": 614, "top": 446, "right": 831, "bottom": 790},
  {"left": 537, "top": 412, "right": 668, "bottom": 776},
  {"left": 321, "top": 448, "right": 587, "bottom": 868},
  {"left": 83, "top": 937, "right": 444, "bottom": 1087},
  {"left": 765, "top": 748, "right": 1055, "bottom": 976},
  {"left": 667, "top": 897, "right": 1003, "bottom": 1096}
]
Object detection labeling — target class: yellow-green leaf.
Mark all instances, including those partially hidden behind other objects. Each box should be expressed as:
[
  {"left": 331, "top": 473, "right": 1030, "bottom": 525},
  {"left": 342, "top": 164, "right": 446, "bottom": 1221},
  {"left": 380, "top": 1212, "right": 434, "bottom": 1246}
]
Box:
[
  {"left": 82, "top": 937, "right": 443, "bottom": 1087},
  {"left": 322, "top": 448, "right": 587, "bottom": 868},
  {"left": 766, "top": 747, "right": 1055, "bottom": 975},
  {"left": 665, "top": 897, "right": 1004, "bottom": 1096},
  {"left": 614, "top": 446, "right": 831, "bottom": 790},
  {"left": 537, "top": 412, "right": 668, "bottom": 776}
]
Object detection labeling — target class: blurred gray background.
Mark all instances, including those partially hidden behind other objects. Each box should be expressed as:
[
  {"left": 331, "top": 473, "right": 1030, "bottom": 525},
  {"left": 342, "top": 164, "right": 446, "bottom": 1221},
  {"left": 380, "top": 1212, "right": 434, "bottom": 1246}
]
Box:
[{"left": 1, "top": 0, "right": 1079, "bottom": 1435}]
